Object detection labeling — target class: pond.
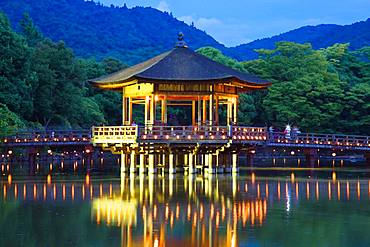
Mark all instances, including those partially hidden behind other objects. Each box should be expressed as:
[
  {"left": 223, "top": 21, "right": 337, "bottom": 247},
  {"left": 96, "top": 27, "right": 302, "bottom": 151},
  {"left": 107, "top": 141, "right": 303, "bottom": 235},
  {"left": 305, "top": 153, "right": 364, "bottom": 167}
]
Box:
[{"left": 1, "top": 158, "right": 370, "bottom": 246}]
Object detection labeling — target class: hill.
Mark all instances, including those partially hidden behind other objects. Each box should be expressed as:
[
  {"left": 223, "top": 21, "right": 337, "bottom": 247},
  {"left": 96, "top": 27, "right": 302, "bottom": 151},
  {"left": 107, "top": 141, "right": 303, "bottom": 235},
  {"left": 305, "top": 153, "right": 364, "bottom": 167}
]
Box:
[
  {"left": 228, "top": 19, "right": 370, "bottom": 60},
  {"left": 0, "top": 0, "right": 225, "bottom": 64},
  {"left": 0, "top": 0, "right": 369, "bottom": 63}
]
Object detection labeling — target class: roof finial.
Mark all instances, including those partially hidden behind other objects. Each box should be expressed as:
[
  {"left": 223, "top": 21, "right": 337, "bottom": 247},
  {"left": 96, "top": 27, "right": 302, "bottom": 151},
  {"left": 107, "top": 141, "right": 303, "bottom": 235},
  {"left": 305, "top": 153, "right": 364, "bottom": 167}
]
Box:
[{"left": 175, "top": 32, "right": 188, "bottom": 48}]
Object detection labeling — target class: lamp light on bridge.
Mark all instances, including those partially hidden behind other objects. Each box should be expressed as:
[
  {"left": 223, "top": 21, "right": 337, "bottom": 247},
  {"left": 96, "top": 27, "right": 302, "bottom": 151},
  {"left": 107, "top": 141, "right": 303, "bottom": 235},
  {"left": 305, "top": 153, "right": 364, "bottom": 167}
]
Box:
[
  {"left": 332, "top": 152, "right": 336, "bottom": 157},
  {"left": 86, "top": 149, "right": 91, "bottom": 154},
  {"left": 250, "top": 150, "right": 256, "bottom": 154},
  {"left": 47, "top": 149, "right": 52, "bottom": 155},
  {"left": 7, "top": 174, "right": 12, "bottom": 185},
  {"left": 290, "top": 151, "right": 295, "bottom": 156},
  {"left": 7, "top": 150, "right": 12, "bottom": 155}
]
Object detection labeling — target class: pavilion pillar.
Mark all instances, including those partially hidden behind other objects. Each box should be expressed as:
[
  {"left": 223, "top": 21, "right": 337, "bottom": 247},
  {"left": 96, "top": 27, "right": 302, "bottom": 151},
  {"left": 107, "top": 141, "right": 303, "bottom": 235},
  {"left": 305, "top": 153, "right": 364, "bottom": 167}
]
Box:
[
  {"left": 202, "top": 97, "right": 207, "bottom": 125},
  {"left": 145, "top": 96, "right": 149, "bottom": 126},
  {"left": 227, "top": 100, "right": 232, "bottom": 126},
  {"left": 150, "top": 94, "right": 156, "bottom": 125},
  {"left": 130, "top": 150, "right": 136, "bottom": 174},
  {"left": 233, "top": 97, "right": 238, "bottom": 124},
  {"left": 215, "top": 95, "right": 219, "bottom": 125},
  {"left": 209, "top": 94, "right": 214, "bottom": 126},
  {"left": 192, "top": 100, "right": 196, "bottom": 126},
  {"left": 122, "top": 94, "right": 127, "bottom": 125},
  {"left": 128, "top": 97, "right": 133, "bottom": 124},
  {"left": 161, "top": 96, "right": 167, "bottom": 124},
  {"left": 197, "top": 96, "right": 202, "bottom": 125}
]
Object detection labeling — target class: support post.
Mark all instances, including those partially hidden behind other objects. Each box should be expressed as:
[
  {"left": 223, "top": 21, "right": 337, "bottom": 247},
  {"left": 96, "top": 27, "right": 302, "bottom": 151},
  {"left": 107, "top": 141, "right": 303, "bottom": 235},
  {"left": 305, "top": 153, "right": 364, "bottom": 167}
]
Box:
[
  {"left": 148, "top": 154, "right": 156, "bottom": 174},
  {"left": 139, "top": 154, "right": 145, "bottom": 174},
  {"left": 207, "top": 153, "right": 216, "bottom": 174},
  {"left": 232, "top": 153, "right": 239, "bottom": 173},
  {"left": 169, "top": 153, "right": 176, "bottom": 174},
  {"left": 130, "top": 150, "right": 136, "bottom": 174},
  {"left": 304, "top": 149, "right": 318, "bottom": 167},
  {"left": 188, "top": 153, "right": 196, "bottom": 174},
  {"left": 120, "top": 152, "right": 126, "bottom": 173}
]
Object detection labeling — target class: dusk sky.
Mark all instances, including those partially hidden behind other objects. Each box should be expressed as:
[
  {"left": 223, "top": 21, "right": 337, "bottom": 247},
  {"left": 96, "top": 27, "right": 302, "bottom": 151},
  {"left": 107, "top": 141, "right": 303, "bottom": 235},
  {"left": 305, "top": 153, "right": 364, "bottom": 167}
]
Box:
[{"left": 98, "top": 0, "right": 370, "bottom": 47}]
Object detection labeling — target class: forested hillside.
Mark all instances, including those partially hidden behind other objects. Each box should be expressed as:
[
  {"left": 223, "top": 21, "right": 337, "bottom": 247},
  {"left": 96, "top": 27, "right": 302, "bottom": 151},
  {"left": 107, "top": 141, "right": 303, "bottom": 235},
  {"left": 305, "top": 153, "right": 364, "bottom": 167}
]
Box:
[
  {"left": 228, "top": 19, "right": 370, "bottom": 60},
  {"left": 0, "top": 0, "right": 369, "bottom": 64},
  {"left": 0, "top": 0, "right": 224, "bottom": 64}
]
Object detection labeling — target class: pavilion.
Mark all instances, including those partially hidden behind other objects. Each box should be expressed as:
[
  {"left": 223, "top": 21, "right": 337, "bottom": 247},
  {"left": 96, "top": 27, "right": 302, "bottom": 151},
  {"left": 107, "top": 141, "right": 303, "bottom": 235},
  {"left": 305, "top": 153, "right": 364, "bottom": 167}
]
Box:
[{"left": 90, "top": 33, "right": 271, "bottom": 174}]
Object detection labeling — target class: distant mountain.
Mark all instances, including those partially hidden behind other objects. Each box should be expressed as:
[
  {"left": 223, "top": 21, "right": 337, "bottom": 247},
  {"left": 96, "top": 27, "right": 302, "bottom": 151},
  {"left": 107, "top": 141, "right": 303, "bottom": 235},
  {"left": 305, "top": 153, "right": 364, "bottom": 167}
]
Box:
[
  {"left": 0, "top": 0, "right": 226, "bottom": 64},
  {"left": 0, "top": 0, "right": 369, "bottom": 63},
  {"left": 228, "top": 19, "right": 370, "bottom": 60}
]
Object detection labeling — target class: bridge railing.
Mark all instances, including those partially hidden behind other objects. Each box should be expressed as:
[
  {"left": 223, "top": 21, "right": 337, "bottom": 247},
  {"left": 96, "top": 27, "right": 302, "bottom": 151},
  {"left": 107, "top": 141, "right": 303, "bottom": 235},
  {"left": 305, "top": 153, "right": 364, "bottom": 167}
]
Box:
[
  {"left": 1, "top": 130, "right": 91, "bottom": 145},
  {"left": 92, "top": 126, "right": 138, "bottom": 144},
  {"left": 270, "top": 132, "right": 370, "bottom": 147},
  {"left": 92, "top": 125, "right": 267, "bottom": 142}
]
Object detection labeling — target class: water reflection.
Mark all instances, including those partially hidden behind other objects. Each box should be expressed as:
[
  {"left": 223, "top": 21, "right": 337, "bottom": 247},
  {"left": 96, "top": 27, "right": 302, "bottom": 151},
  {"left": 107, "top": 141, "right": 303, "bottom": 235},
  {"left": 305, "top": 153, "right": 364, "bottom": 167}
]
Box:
[{"left": 1, "top": 172, "right": 370, "bottom": 246}]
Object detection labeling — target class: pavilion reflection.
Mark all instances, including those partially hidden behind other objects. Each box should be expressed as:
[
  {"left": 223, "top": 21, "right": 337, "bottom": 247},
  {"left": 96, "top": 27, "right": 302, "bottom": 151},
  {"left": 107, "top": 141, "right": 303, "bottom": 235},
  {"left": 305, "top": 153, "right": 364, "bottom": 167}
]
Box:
[{"left": 2, "top": 173, "right": 370, "bottom": 246}]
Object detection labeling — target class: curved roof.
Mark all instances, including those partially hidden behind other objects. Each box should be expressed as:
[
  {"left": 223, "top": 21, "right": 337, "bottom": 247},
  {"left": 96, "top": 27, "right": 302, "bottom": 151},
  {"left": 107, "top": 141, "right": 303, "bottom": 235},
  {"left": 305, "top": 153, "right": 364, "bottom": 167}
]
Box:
[{"left": 90, "top": 46, "right": 271, "bottom": 88}]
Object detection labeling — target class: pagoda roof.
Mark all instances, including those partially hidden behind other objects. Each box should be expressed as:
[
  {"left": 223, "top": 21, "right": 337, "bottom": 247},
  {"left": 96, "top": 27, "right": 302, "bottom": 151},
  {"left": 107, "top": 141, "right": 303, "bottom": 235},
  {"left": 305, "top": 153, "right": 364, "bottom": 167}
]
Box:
[{"left": 90, "top": 38, "right": 271, "bottom": 89}]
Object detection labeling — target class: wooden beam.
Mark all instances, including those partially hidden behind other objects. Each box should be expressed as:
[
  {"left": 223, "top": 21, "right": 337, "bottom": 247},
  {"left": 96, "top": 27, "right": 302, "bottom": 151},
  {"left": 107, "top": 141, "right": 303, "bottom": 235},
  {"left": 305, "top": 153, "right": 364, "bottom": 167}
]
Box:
[
  {"left": 122, "top": 95, "right": 126, "bottom": 125},
  {"left": 209, "top": 94, "right": 213, "bottom": 125},
  {"left": 198, "top": 96, "right": 201, "bottom": 125},
  {"left": 128, "top": 97, "right": 132, "bottom": 124}
]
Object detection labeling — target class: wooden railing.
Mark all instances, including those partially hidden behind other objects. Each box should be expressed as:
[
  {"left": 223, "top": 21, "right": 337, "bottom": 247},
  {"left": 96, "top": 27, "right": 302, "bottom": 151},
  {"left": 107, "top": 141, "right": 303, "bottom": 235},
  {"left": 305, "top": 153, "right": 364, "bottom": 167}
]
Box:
[
  {"left": 0, "top": 130, "right": 91, "bottom": 146},
  {"left": 92, "top": 126, "right": 138, "bottom": 144},
  {"left": 270, "top": 132, "right": 370, "bottom": 148}
]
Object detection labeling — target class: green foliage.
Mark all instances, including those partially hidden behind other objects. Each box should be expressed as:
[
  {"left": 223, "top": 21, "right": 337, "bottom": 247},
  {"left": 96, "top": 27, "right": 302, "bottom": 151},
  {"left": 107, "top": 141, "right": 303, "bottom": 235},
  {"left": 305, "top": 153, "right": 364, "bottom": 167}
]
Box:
[
  {"left": 202, "top": 42, "right": 369, "bottom": 134},
  {"left": 0, "top": 103, "right": 25, "bottom": 137}
]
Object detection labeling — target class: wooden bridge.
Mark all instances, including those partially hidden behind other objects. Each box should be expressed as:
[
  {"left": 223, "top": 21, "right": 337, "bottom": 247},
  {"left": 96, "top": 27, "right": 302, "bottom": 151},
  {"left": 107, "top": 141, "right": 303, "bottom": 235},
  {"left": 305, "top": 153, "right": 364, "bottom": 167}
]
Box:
[{"left": 0, "top": 127, "right": 369, "bottom": 151}]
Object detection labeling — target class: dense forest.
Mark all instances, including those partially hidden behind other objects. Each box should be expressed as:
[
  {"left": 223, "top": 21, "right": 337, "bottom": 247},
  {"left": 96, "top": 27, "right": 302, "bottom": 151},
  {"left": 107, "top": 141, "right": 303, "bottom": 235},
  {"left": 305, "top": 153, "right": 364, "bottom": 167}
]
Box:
[
  {"left": 0, "top": 0, "right": 369, "bottom": 63},
  {"left": 0, "top": 12, "right": 369, "bottom": 136}
]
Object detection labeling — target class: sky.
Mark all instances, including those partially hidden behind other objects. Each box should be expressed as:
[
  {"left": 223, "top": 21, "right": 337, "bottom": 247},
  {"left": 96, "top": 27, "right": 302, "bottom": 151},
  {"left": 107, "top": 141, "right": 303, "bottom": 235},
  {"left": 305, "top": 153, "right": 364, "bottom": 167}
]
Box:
[{"left": 98, "top": 0, "right": 370, "bottom": 47}]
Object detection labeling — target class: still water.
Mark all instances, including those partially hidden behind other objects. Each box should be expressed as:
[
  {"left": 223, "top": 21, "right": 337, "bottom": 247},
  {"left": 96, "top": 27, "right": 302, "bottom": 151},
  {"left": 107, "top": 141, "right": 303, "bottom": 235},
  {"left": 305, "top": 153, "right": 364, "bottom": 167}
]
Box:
[{"left": 1, "top": 158, "right": 370, "bottom": 247}]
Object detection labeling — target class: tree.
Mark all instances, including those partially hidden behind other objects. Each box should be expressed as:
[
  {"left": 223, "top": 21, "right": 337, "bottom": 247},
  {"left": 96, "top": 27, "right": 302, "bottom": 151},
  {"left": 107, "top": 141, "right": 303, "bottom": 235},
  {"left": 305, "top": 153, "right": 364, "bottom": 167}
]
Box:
[
  {"left": 0, "top": 12, "right": 34, "bottom": 120},
  {"left": 0, "top": 104, "right": 25, "bottom": 137}
]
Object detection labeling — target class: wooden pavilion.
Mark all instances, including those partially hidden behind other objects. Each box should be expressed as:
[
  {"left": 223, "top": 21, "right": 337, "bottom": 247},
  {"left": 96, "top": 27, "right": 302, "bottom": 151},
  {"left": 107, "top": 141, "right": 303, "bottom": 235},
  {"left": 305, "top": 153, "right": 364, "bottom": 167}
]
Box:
[{"left": 90, "top": 33, "right": 271, "bottom": 174}]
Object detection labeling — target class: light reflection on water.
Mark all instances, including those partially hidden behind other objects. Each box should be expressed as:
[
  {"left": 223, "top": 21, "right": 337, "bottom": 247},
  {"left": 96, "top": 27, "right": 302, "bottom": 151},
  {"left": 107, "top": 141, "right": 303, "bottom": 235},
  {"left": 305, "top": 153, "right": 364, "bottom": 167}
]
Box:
[
  {"left": 1, "top": 156, "right": 370, "bottom": 246},
  {"left": 1, "top": 171, "right": 370, "bottom": 246}
]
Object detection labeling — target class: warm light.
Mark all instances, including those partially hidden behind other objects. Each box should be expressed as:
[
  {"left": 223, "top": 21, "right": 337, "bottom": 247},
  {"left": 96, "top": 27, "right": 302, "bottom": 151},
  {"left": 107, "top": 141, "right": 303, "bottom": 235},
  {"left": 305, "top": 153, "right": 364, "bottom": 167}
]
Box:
[
  {"left": 8, "top": 150, "right": 12, "bottom": 155},
  {"left": 332, "top": 152, "right": 336, "bottom": 157},
  {"left": 154, "top": 95, "right": 159, "bottom": 101},
  {"left": 332, "top": 172, "right": 336, "bottom": 182},
  {"left": 290, "top": 173, "right": 295, "bottom": 182},
  {"left": 7, "top": 174, "right": 12, "bottom": 184},
  {"left": 290, "top": 151, "right": 295, "bottom": 155},
  {"left": 47, "top": 174, "right": 52, "bottom": 185},
  {"left": 47, "top": 149, "right": 52, "bottom": 154}
]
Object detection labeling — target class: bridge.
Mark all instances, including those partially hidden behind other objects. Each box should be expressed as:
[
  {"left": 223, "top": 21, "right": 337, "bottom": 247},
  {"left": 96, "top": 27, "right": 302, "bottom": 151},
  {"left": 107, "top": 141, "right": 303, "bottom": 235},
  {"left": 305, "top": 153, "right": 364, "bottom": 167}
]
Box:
[
  {"left": 0, "top": 127, "right": 369, "bottom": 151},
  {"left": 1, "top": 127, "right": 369, "bottom": 169}
]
